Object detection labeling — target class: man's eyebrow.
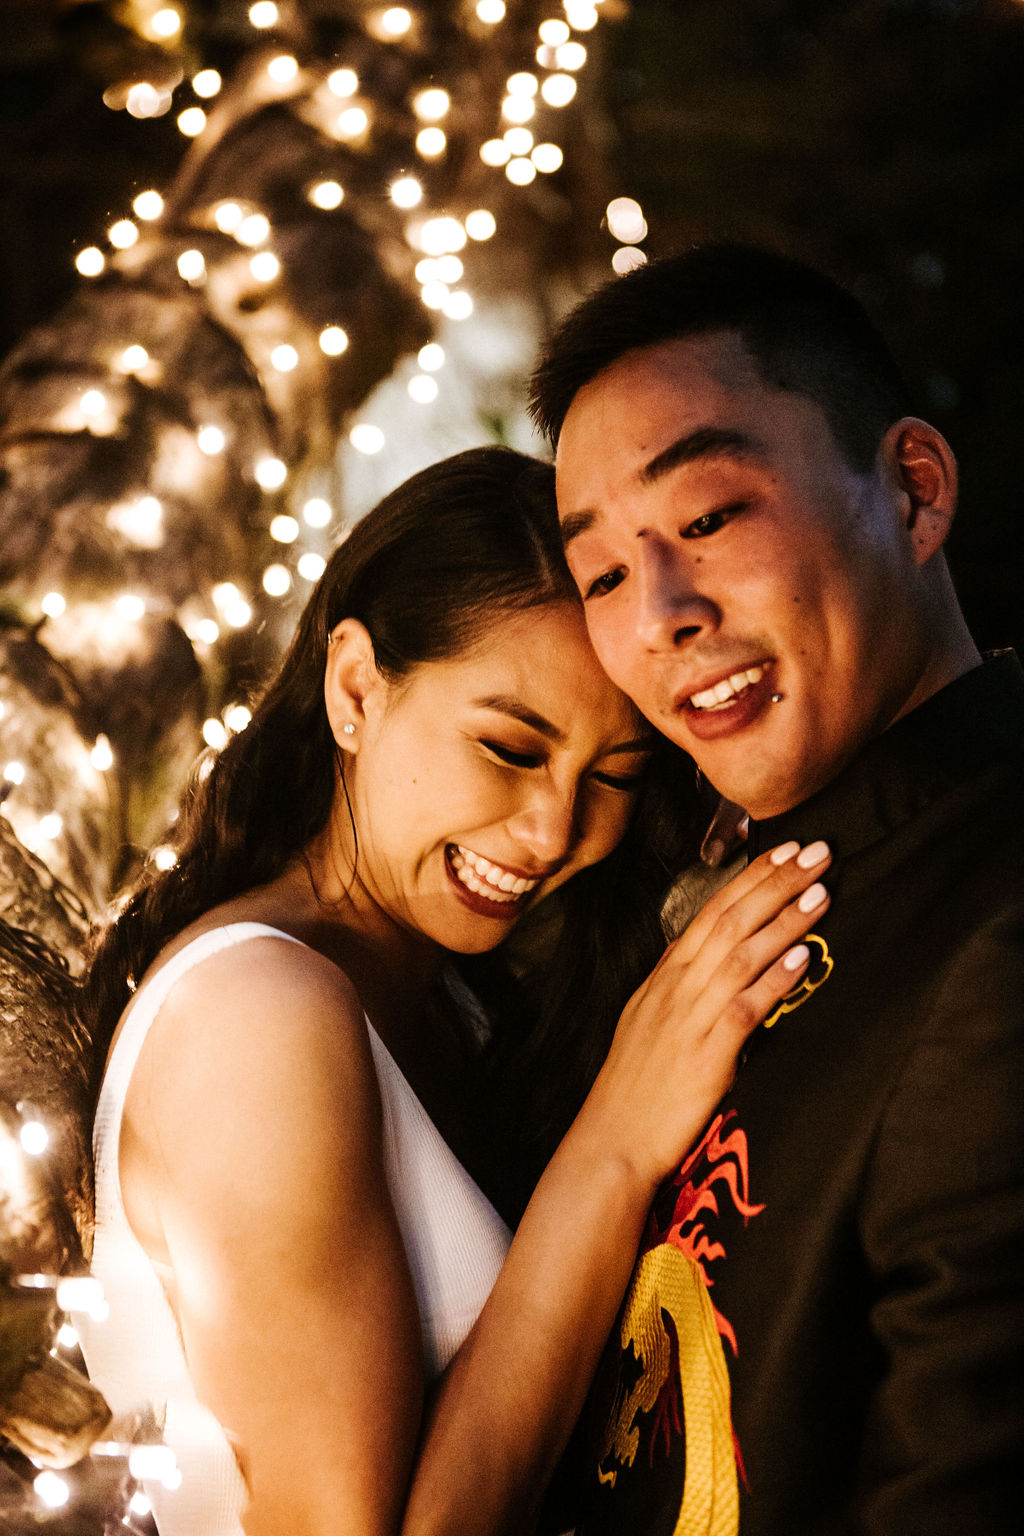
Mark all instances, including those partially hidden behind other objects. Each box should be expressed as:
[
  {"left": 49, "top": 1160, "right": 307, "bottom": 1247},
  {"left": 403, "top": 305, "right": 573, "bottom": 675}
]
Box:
[
  {"left": 559, "top": 427, "right": 767, "bottom": 545},
  {"left": 473, "top": 695, "right": 563, "bottom": 740},
  {"left": 640, "top": 426, "right": 768, "bottom": 485}
]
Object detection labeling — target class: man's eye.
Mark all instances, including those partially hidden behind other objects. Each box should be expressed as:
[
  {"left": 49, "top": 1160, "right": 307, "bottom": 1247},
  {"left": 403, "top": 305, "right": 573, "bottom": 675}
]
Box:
[
  {"left": 484, "top": 741, "right": 544, "bottom": 769},
  {"left": 584, "top": 568, "right": 625, "bottom": 600},
  {"left": 682, "top": 502, "right": 746, "bottom": 540}
]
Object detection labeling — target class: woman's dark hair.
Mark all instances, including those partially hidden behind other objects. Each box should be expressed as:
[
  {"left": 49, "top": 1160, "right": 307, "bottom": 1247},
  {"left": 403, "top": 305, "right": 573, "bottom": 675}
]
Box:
[{"left": 79, "top": 445, "right": 701, "bottom": 1204}]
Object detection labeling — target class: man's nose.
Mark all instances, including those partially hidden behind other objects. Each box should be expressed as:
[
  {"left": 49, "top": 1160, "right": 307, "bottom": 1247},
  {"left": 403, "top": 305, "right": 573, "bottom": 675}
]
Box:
[{"left": 634, "top": 533, "right": 717, "bottom": 651}]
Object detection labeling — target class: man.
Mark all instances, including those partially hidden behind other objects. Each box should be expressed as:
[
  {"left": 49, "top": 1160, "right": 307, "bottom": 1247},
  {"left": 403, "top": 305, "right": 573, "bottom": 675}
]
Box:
[{"left": 530, "top": 245, "right": 1024, "bottom": 1535}]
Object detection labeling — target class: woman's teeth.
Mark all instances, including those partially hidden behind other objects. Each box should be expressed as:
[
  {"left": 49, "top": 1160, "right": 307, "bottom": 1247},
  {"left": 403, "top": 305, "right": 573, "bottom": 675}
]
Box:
[
  {"left": 689, "top": 664, "right": 766, "bottom": 712},
  {"left": 450, "top": 846, "right": 540, "bottom": 903}
]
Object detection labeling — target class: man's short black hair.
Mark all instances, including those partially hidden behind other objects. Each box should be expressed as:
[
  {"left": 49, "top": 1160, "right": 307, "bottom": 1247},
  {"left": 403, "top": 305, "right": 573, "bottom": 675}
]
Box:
[{"left": 529, "top": 243, "right": 914, "bottom": 473}]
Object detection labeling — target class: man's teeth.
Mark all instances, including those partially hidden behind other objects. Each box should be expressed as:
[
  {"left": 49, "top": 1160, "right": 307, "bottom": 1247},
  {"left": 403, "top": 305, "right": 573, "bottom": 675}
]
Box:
[
  {"left": 690, "top": 665, "right": 766, "bottom": 712},
  {"left": 450, "top": 846, "right": 540, "bottom": 903}
]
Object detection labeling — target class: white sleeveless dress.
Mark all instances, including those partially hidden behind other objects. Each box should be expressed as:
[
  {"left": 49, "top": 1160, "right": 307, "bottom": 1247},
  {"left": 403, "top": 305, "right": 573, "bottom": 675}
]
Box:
[{"left": 76, "top": 922, "right": 512, "bottom": 1535}]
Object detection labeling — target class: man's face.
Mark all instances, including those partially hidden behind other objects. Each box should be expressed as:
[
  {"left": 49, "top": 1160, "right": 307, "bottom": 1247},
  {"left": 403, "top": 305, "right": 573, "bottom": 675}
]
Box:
[{"left": 555, "top": 331, "right": 925, "bottom": 819}]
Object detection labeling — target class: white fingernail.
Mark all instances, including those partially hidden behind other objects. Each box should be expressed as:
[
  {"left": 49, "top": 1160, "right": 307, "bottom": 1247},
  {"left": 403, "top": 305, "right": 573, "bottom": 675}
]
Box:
[
  {"left": 796, "top": 840, "right": 829, "bottom": 869},
  {"left": 798, "top": 882, "right": 827, "bottom": 913},
  {"left": 770, "top": 841, "right": 800, "bottom": 865},
  {"left": 783, "top": 943, "right": 810, "bottom": 971}
]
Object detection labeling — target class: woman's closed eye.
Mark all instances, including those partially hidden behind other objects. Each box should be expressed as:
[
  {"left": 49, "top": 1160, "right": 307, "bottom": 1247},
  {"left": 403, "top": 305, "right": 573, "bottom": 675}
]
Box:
[{"left": 483, "top": 740, "right": 546, "bottom": 770}]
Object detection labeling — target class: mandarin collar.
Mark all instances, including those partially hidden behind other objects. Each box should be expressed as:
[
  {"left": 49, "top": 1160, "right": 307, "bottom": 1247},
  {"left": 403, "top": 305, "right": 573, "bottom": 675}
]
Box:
[{"left": 746, "top": 650, "right": 1024, "bottom": 865}]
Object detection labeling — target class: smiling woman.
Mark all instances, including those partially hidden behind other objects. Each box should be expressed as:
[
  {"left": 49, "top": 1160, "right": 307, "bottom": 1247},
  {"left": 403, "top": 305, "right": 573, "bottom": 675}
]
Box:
[{"left": 73, "top": 446, "right": 832, "bottom": 1536}]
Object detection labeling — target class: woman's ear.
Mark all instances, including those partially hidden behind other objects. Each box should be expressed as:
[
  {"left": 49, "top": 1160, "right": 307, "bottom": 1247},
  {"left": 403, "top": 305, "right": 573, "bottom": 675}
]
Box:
[
  {"left": 882, "top": 417, "right": 959, "bottom": 567},
  {"left": 323, "top": 618, "right": 380, "bottom": 750}
]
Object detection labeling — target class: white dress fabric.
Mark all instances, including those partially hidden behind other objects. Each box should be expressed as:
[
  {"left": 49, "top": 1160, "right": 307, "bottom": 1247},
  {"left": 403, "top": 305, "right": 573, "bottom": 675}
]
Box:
[{"left": 77, "top": 922, "right": 512, "bottom": 1535}]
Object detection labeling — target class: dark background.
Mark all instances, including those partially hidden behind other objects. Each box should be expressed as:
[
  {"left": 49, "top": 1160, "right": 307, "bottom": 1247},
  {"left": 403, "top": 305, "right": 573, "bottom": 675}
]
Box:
[{"left": 1, "top": 0, "right": 1021, "bottom": 651}]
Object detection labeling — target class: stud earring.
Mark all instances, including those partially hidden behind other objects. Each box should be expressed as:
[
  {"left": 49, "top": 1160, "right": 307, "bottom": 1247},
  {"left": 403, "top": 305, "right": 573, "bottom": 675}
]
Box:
[{"left": 342, "top": 723, "right": 356, "bottom": 736}]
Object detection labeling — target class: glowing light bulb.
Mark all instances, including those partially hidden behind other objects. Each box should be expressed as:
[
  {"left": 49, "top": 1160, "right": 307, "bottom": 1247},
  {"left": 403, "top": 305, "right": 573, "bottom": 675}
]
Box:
[
  {"left": 250, "top": 251, "right": 280, "bottom": 282},
  {"left": 224, "top": 704, "right": 252, "bottom": 732},
  {"left": 116, "top": 594, "right": 146, "bottom": 621},
  {"left": 197, "top": 424, "right": 226, "bottom": 455},
  {"left": 91, "top": 735, "right": 115, "bottom": 771},
  {"left": 408, "top": 373, "right": 438, "bottom": 403},
  {"left": 262, "top": 564, "right": 291, "bottom": 596},
  {"left": 3, "top": 761, "right": 25, "bottom": 785},
  {"left": 436, "top": 254, "right": 463, "bottom": 283},
  {"left": 506, "top": 157, "right": 537, "bottom": 186},
  {"left": 177, "top": 107, "right": 207, "bottom": 137},
  {"left": 152, "top": 8, "right": 181, "bottom": 38},
  {"left": 418, "top": 342, "right": 445, "bottom": 370},
  {"left": 480, "top": 139, "right": 511, "bottom": 167},
  {"left": 57, "top": 1322, "right": 79, "bottom": 1349},
  {"left": 270, "top": 343, "right": 299, "bottom": 372},
  {"left": 270, "top": 514, "right": 299, "bottom": 543},
  {"left": 177, "top": 249, "right": 206, "bottom": 281},
  {"left": 56, "top": 1275, "right": 107, "bottom": 1317},
  {"left": 126, "top": 83, "right": 170, "bottom": 119},
  {"left": 556, "top": 41, "right": 587, "bottom": 69},
  {"left": 33, "top": 1473, "right": 69, "bottom": 1510},
  {"left": 465, "top": 208, "right": 496, "bottom": 240},
  {"left": 193, "top": 69, "right": 221, "bottom": 98},
  {"left": 303, "top": 498, "right": 332, "bottom": 527},
  {"left": 222, "top": 594, "right": 253, "bottom": 627},
  {"left": 390, "top": 176, "right": 423, "bottom": 209},
  {"left": 504, "top": 126, "right": 534, "bottom": 155},
  {"left": 193, "top": 618, "right": 220, "bottom": 644},
  {"left": 268, "top": 54, "right": 298, "bottom": 83},
  {"left": 532, "top": 142, "right": 564, "bottom": 173},
  {"left": 612, "top": 245, "right": 647, "bottom": 274},
  {"left": 297, "top": 551, "right": 326, "bottom": 581},
  {"left": 38, "top": 813, "right": 63, "bottom": 841},
  {"left": 41, "top": 591, "right": 66, "bottom": 618},
  {"left": 20, "top": 1120, "right": 49, "bottom": 1154},
  {"left": 120, "top": 343, "right": 149, "bottom": 371},
  {"left": 606, "top": 196, "right": 647, "bottom": 243},
  {"left": 420, "top": 281, "right": 449, "bottom": 309},
  {"left": 380, "top": 8, "right": 412, "bottom": 37},
  {"left": 309, "top": 180, "right": 344, "bottom": 209},
  {"left": 319, "top": 325, "right": 349, "bottom": 356},
  {"left": 236, "top": 213, "right": 270, "bottom": 246},
  {"left": 128, "top": 1446, "right": 179, "bottom": 1487},
  {"left": 130, "top": 1493, "right": 153, "bottom": 1518},
  {"left": 541, "top": 73, "right": 576, "bottom": 107},
  {"left": 327, "top": 68, "right": 358, "bottom": 97},
  {"left": 335, "top": 106, "right": 368, "bottom": 138},
  {"left": 203, "top": 717, "right": 229, "bottom": 748},
  {"left": 502, "top": 95, "right": 535, "bottom": 124},
  {"left": 476, "top": 0, "right": 506, "bottom": 21},
  {"left": 249, "top": 2, "right": 279, "bottom": 27},
  {"left": 255, "top": 456, "right": 288, "bottom": 490},
  {"left": 564, "top": 1, "right": 599, "bottom": 29},
  {"left": 109, "top": 219, "right": 139, "bottom": 249},
  {"left": 108, "top": 495, "right": 164, "bottom": 548},
  {"left": 214, "top": 201, "right": 243, "bottom": 234},
  {"left": 134, "top": 189, "right": 164, "bottom": 220},
  {"left": 213, "top": 582, "right": 241, "bottom": 609},
  {"left": 415, "top": 257, "right": 438, "bottom": 283},
  {"left": 76, "top": 247, "right": 105, "bottom": 276},
  {"left": 81, "top": 389, "right": 107, "bottom": 416},
  {"left": 350, "top": 423, "right": 385, "bottom": 454},
  {"left": 507, "top": 71, "right": 539, "bottom": 96},
  {"left": 416, "top": 127, "right": 446, "bottom": 157},
  {"left": 420, "top": 216, "right": 467, "bottom": 254},
  {"left": 539, "top": 18, "right": 570, "bottom": 44},
  {"left": 413, "top": 88, "right": 450, "bottom": 121},
  {"left": 444, "top": 291, "right": 474, "bottom": 320}
]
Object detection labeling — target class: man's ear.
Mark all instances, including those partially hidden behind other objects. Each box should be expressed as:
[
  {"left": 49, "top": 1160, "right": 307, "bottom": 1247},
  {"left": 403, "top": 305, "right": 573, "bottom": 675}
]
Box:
[
  {"left": 323, "top": 618, "right": 381, "bottom": 750},
  {"left": 882, "top": 417, "right": 959, "bottom": 567}
]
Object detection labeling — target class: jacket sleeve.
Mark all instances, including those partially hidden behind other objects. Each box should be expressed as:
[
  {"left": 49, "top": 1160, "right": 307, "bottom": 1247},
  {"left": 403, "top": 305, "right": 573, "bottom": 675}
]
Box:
[{"left": 856, "top": 901, "right": 1024, "bottom": 1535}]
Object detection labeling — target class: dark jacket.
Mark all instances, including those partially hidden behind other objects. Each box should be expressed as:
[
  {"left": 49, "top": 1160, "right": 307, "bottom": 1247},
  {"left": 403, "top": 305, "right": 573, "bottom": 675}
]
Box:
[{"left": 577, "top": 651, "right": 1024, "bottom": 1536}]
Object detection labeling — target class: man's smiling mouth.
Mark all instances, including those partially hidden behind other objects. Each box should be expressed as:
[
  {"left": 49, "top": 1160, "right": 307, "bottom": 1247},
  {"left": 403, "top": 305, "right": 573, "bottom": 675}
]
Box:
[
  {"left": 447, "top": 845, "right": 542, "bottom": 904},
  {"left": 687, "top": 663, "right": 768, "bottom": 712}
]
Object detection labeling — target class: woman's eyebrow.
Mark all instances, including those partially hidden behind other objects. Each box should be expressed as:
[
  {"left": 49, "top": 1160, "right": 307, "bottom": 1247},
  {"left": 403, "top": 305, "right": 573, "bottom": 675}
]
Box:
[{"left": 473, "top": 696, "right": 562, "bottom": 740}]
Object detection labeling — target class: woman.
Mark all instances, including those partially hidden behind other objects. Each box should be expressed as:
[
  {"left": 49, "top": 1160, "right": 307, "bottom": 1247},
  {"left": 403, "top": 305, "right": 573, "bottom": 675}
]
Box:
[{"left": 76, "top": 447, "right": 830, "bottom": 1536}]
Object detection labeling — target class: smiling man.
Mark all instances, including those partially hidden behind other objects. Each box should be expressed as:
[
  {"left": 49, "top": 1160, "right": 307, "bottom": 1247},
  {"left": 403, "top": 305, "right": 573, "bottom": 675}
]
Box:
[{"left": 531, "top": 245, "right": 1024, "bottom": 1536}]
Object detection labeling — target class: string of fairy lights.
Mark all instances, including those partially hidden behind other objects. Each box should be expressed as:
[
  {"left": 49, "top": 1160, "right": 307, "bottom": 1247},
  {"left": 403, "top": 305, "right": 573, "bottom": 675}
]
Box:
[{"left": 2, "top": 8, "right": 649, "bottom": 1518}]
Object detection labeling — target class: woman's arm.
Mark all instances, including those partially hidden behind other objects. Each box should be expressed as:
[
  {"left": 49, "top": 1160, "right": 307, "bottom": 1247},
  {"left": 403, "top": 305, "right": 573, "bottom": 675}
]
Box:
[
  {"left": 121, "top": 935, "right": 424, "bottom": 1536},
  {"left": 402, "top": 839, "right": 831, "bottom": 1535}
]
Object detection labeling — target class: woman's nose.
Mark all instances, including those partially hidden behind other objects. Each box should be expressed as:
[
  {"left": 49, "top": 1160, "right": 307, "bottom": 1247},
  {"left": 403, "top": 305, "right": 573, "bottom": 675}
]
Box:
[{"left": 508, "top": 781, "right": 579, "bottom": 869}]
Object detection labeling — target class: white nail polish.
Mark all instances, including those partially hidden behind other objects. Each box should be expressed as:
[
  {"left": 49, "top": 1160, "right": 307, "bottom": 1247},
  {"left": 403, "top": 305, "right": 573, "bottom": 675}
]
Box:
[
  {"left": 783, "top": 943, "right": 810, "bottom": 971},
  {"left": 798, "top": 882, "right": 827, "bottom": 913}
]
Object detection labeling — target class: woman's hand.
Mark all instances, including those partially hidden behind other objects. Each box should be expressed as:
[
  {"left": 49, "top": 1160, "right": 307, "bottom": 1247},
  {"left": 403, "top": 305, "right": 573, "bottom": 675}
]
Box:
[{"left": 577, "top": 839, "right": 831, "bottom": 1197}]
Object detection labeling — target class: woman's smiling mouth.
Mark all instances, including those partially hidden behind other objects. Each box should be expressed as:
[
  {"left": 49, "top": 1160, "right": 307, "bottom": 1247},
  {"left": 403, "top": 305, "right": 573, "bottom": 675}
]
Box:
[{"left": 445, "top": 845, "right": 543, "bottom": 917}]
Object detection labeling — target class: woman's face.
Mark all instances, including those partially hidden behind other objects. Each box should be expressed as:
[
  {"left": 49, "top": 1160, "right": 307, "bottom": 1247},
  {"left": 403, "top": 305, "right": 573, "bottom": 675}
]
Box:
[{"left": 338, "top": 600, "right": 654, "bottom": 954}]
